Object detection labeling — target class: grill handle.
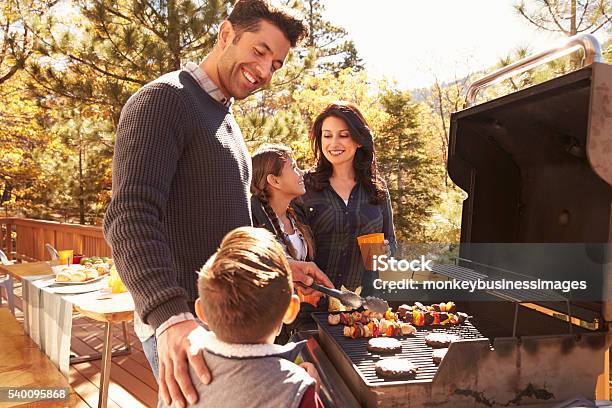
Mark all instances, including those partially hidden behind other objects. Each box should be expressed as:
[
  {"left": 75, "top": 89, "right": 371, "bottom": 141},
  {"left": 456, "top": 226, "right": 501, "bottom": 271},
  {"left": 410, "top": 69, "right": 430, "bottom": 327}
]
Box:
[{"left": 465, "top": 33, "right": 603, "bottom": 107}]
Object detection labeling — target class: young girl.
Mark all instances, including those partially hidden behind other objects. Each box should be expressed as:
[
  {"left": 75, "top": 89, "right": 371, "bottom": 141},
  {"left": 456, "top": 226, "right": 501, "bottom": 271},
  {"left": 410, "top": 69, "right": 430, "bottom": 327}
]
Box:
[
  {"left": 251, "top": 145, "right": 326, "bottom": 340},
  {"left": 294, "top": 101, "right": 397, "bottom": 296},
  {"left": 251, "top": 144, "right": 316, "bottom": 265}
]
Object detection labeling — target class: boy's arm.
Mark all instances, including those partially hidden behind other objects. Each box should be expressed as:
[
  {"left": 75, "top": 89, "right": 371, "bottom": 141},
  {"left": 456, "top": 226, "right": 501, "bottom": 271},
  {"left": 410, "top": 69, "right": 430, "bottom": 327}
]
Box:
[
  {"left": 298, "top": 362, "right": 324, "bottom": 408},
  {"left": 298, "top": 386, "right": 324, "bottom": 408}
]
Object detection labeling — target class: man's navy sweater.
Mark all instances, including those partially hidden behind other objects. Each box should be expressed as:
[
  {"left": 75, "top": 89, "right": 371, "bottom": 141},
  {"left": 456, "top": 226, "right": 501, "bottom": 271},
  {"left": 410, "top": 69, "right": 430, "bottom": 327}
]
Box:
[{"left": 104, "top": 70, "right": 252, "bottom": 329}]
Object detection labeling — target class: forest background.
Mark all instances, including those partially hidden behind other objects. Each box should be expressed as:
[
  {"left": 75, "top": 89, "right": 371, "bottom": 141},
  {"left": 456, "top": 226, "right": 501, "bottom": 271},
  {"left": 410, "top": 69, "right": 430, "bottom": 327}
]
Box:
[{"left": 1, "top": 0, "right": 610, "bottom": 243}]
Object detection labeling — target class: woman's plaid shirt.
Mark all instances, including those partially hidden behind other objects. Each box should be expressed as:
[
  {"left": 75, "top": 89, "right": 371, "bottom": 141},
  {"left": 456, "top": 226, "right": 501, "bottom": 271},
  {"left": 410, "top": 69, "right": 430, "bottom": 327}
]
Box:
[{"left": 293, "top": 176, "right": 397, "bottom": 291}]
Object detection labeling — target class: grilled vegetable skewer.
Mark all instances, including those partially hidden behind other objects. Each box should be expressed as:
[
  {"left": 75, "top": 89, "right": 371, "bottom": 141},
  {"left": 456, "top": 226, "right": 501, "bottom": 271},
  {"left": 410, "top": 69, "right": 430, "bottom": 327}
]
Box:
[{"left": 397, "top": 302, "right": 470, "bottom": 326}]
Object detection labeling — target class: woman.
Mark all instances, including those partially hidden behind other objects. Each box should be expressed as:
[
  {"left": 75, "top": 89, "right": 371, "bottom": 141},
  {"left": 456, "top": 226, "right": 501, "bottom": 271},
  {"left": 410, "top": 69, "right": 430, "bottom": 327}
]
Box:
[{"left": 294, "top": 101, "right": 397, "bottom": 295}]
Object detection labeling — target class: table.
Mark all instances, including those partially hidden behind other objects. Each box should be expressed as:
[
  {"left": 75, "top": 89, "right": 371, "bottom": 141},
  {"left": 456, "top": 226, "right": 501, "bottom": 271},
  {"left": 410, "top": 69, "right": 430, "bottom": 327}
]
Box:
[
  {"left": 0, "top": 261, "right": 52, "bottom": 279},
  {"left": 0, "top": 307, "right": 83, "bottom": 407},
  {"left": 0, "top": 261, "right": 136, "bottom": 408},
  {"left": 72, "top": 291, "right": 134, "bottom": 408}
]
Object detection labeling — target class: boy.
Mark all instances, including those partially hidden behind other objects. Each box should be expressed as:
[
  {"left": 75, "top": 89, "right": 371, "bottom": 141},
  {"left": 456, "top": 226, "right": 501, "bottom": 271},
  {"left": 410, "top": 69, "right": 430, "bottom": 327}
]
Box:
[{"left": 158, "top": 226, "right": 323, "bottom": 407}]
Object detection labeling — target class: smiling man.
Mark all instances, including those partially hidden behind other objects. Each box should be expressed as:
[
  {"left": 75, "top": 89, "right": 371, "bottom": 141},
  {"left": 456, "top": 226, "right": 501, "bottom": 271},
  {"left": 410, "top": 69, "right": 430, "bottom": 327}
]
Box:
[{"left": 103, "top": 1, "right": 332, "bottom": 407}]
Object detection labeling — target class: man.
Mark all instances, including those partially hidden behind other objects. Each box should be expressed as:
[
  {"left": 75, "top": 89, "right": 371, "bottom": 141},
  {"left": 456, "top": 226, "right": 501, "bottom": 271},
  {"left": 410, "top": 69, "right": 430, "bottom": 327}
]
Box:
[{"left": 103, "top": 1, "right": 332, "bottom": 407}]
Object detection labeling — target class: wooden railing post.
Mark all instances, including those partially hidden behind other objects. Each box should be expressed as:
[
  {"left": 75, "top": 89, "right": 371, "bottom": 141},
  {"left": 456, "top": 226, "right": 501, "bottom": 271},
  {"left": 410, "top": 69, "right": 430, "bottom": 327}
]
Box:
[
  {"left": 0, "top": 219, "right": 6, "bottom": 258},
  {"left": 5, "top": 220, "right": 14, "bottom": 261},
  {"left": 0, "top": 219, "right": 4, "bottom": 255}
]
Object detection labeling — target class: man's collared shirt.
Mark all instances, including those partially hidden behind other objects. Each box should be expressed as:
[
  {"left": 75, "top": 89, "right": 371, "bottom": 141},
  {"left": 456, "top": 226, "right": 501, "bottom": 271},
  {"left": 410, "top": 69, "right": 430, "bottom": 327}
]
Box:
[{"left": 184, "top": 61, "right": 233, "bottom": 108}]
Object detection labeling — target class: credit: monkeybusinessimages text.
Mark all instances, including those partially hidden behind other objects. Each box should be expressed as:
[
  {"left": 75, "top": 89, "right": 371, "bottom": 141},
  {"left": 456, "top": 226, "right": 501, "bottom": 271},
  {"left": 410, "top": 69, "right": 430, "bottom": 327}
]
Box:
[
  {"left": 371, "top": 255, "right": 588, "bottom": 293},
  {"left": 373, "top": 278, "right": 588, "bottom": 293}
]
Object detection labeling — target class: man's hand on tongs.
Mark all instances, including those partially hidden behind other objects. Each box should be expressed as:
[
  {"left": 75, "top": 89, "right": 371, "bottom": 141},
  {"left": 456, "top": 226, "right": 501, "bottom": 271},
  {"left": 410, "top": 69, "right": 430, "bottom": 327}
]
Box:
[{"left": 287, "top": 258, "right": 334, "bottom": 295}]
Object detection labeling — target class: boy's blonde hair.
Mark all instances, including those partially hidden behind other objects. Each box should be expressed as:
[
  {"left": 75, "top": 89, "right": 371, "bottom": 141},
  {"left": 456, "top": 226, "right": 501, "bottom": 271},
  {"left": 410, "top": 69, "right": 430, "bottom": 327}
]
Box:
[{"left": 198, "top": 226, "right": 293, "bottom": 343}]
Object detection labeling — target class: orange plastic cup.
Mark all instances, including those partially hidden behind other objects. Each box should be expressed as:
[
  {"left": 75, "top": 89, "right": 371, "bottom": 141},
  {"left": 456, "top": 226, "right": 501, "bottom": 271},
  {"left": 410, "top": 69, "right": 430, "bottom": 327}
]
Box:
[
  {"left": 357, "top": 233, "right": 385, "bottom": 246},
  {"left": 357, "top": 233, "right": 385, "bottom": 270},
  {"left": 58, "top": 249, "right": 74, "bottom": 266}
]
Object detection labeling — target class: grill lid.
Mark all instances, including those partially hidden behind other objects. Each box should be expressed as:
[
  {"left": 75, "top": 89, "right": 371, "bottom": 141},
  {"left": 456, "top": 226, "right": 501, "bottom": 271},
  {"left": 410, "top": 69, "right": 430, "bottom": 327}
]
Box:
[{"left": 447, "top": 62, "right": 612, "bottom": 321}]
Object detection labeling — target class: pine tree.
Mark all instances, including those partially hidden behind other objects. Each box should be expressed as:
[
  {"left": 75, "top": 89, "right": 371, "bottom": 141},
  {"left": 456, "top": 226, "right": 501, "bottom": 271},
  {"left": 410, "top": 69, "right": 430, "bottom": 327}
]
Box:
[
  {"left": 12, "top": 0, "right": 233, "bottom": 221},
  {"left": 514, "top": 0, "right": 611, "bottom": 68},
  {"left": 515, "top": 0, "right": 610, "bottom": 36},
  {"left": 0, "top": 0, "right": 50, "bottom": 85},
  {"left": 298, "top": 0, "right": 363, "bottom": 72},
  {"left": 26, "top": 0, "right": 233, "bottom": 123},
  {"left": 0, "top": 69, "right": 56, "bottom": 216},
  {"left": 378, "top": 88, "right": 442, "bottom": 241}
]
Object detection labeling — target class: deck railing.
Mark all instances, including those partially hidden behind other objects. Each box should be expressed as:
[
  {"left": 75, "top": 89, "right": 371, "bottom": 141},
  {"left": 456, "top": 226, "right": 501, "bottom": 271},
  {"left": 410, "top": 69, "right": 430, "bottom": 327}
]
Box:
[{"left": 0, "top": 217, "right": 111, "bottom": 261}]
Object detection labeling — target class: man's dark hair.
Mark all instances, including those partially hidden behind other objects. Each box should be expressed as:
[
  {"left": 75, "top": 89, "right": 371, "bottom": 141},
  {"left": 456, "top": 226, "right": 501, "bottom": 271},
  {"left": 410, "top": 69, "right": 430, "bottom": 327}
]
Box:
[{"left": 228, "top": 0, "right": 309, "bottom": 47}]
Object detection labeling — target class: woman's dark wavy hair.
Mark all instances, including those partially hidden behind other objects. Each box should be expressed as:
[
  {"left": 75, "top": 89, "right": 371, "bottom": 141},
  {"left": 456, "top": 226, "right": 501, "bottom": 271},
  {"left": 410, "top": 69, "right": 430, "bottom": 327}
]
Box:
[{"left": 308, "top": 101, "right": 387, "bottom": 204}]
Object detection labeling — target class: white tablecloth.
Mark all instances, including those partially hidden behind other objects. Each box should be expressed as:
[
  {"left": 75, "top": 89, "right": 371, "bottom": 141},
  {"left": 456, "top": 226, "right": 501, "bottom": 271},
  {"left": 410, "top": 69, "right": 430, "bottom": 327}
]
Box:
[{"left": 21, "top": 275, "right": 107, "bottom": 376}]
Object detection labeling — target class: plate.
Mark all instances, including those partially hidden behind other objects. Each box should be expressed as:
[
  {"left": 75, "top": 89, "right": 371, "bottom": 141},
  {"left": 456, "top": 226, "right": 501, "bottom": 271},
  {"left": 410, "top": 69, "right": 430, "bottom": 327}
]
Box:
[
  {"left": 54, "top": 275, "right": 107, "bottom": 285},
  {"left": 48, "top": 279, "right": 107, "bottom": 294}
]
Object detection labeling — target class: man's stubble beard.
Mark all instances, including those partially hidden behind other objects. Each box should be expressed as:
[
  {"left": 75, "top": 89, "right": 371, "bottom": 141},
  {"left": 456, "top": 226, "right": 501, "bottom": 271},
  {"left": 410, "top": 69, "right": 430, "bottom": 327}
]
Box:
[{"left": 217, "top": 49, "right": 252, "bottom": 101}]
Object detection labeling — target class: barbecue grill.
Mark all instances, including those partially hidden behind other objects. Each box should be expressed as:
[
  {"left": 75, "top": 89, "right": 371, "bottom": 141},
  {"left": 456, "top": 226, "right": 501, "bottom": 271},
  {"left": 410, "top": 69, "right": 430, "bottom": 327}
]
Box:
[{"left": 297, "top": 34, "right": 611, "bottom": 407}]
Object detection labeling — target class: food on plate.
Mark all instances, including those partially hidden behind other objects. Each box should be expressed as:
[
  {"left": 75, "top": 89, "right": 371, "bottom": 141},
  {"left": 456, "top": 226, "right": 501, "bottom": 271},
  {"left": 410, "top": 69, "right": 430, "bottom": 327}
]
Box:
[
  {"left": 432, "top": 348, "right": 448, "bottom": 364},
  {"left": 78, "top": 257, "right": 113, "bottom": 274},
  {"left": 55, "top": 271, "right": 72, "bottom": 282},
  {"left": 367, "top": 337, "right": 402, "bottom": 354},
  {"left": 108, "top": 265, "right": 128, "bottom": 293},
  {"left": 95, "top": 263, "right": 110, "bottom": 275},
  {"left": 85, "top": 269, "right": 99, "bottom": 280},
  {"left": 424, "top": 333, "right": 459, "bottom": 348},
  {"left": 54, "top": 264, "right": 105, "bottom": 283},
  {"left": 70, "top": 270, "right": 87, "bottom": 282},
  {"left": 375, "top": 358, "right": 418, "bottom": 379}
]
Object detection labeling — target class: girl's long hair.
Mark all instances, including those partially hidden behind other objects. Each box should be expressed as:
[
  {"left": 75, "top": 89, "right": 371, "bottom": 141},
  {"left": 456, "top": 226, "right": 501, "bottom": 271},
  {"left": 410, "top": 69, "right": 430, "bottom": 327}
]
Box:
[
  {"left": 308, "top": 101, "right": 387, "bottom": 204},
  {"left": 251, "top": 144, "right": 315, "bottom": 260}
]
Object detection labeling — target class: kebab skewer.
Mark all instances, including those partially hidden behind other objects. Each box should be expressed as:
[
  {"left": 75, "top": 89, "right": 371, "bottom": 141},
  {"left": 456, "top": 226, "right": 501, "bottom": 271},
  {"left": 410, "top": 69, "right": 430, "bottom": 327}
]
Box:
[
  {"left": 328, "top": 311, "right": 416, "bottom": 338},
  {"left": 341, "top": 319, "right": 417, "bottom": 338},
  {"left": 398, "top": 302, "right": 470, "bottom": 326}
]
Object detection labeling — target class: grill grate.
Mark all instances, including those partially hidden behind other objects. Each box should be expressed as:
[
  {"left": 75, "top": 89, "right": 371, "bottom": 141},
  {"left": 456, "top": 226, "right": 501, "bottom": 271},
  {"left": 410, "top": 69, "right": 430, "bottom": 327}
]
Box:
[{"left": 312, "top": 312, "right": 488, "bottom": 386}]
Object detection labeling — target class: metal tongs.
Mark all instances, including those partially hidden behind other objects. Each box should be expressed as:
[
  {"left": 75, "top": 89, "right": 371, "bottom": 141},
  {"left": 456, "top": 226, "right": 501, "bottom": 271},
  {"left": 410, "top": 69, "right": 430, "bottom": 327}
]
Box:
[{"left": 310, "top": 282, "right": 389, "bottom": 313}]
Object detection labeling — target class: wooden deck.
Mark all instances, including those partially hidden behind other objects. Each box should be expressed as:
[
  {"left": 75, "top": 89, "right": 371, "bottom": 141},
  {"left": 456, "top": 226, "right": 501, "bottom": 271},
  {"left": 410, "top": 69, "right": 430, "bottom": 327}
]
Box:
[{"left": 7, "top": 282, "right": 158, "bottom": 408}]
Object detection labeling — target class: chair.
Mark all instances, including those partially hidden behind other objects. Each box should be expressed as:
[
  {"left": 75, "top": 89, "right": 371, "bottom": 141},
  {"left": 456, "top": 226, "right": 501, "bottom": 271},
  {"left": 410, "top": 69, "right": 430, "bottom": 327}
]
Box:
[
  {"left": 0, "top": 249, "right": 15, "bottom": 315},
  {"left": 45, "top": 243, "right": 59, "bottom": 261}
]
